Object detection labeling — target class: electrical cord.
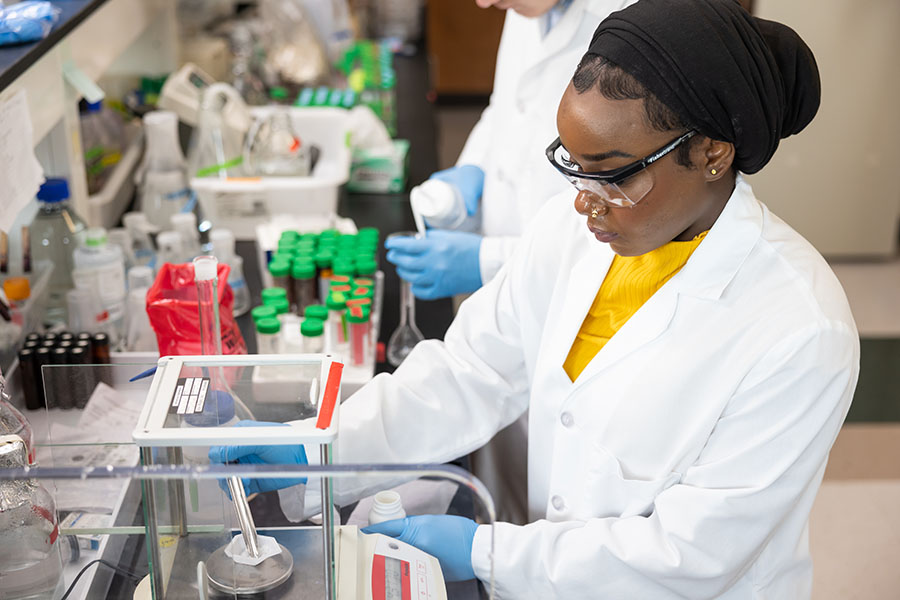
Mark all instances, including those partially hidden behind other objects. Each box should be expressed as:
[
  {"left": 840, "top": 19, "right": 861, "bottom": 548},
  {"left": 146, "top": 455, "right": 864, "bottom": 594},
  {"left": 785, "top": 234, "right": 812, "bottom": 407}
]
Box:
[{"left": 60, "top": 558, "right": 145, "bottom": 600}]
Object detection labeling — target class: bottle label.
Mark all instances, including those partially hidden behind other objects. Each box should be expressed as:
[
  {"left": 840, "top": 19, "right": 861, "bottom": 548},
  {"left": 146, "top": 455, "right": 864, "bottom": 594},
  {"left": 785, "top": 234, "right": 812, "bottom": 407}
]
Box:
[{"left": 170, "top": 377, "right": 210, "bottom": 415}]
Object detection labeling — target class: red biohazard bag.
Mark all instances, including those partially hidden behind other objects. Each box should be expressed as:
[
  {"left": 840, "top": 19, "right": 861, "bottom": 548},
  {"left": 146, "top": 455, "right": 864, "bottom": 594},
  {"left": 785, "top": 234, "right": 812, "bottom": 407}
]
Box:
[{"left": 146, "top": 262, "right": 247, "bottom": 357}]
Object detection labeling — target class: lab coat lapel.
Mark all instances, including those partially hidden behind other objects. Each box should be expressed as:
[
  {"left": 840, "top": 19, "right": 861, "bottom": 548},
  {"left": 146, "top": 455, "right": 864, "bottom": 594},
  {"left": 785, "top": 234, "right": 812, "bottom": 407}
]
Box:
[
  {"left": 549, "top": 229, "right": 614, "bottom": 380},
  {"left": 571, "top": 175, "right": 764, "bottom": 387}
]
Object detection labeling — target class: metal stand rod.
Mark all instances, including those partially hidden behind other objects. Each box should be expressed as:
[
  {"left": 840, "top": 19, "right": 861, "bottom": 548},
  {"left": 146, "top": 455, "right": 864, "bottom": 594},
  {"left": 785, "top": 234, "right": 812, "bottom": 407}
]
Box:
[
  {"left": 320, "top": 443, "right": 335, "bottom": 600},
  {"left": 141, "top": 447, "right": 166, "bottom": 599},
  {"left": 168, "top": 447, "right": 188, "bottom": 537},
  {"left": 227, "top": 476, "right": 261, "bottom": 558}
]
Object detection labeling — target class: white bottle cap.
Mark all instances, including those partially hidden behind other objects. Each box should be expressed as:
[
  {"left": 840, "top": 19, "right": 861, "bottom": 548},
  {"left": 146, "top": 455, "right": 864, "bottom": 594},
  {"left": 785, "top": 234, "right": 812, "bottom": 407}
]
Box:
[
  {"left": 171, "top": 212, "right": 197, "bottom": 230},
  {"left": 192, "top": 255, "right": 218, "bottom": 281}
]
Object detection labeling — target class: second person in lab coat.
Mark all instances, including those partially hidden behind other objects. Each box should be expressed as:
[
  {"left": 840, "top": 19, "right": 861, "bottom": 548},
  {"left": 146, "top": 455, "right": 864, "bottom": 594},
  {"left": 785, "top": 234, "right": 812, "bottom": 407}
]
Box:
[{"left": 385, "top": 0, "right": 637, "bottom": 301}]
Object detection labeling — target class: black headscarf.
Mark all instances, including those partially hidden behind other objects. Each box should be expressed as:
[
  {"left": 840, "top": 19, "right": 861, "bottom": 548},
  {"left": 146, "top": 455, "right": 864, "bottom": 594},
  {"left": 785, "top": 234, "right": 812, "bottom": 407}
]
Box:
[{"left": 586, "top": 0, "right": 820, "bottom": 174}]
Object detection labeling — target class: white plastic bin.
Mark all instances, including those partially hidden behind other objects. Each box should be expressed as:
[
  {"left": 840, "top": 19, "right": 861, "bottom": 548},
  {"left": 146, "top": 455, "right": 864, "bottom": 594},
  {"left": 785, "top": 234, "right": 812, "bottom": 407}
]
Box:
[{"left": 191, "top": 107, "right": 352, "bottom": 240}]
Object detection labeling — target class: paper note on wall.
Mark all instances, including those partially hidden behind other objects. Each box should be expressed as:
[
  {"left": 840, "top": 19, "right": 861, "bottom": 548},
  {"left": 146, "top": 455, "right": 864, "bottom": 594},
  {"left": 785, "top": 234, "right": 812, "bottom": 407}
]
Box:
[{"left": 0, "top": 90, "right": 44, "bottom": 233}]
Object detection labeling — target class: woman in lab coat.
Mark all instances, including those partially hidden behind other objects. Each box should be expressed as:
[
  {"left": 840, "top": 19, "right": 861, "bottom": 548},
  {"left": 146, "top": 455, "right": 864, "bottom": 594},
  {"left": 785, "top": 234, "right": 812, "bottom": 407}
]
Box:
[
  {"left": 390, "top": 0, "right": 639, "bottom": 526},
  {"left": 213, "top": 1, "right": 859, "bottom": 596}
]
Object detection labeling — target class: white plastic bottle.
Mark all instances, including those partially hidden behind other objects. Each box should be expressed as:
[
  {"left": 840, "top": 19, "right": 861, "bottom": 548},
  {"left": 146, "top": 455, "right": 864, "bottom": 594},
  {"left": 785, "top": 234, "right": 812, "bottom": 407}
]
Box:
[
  {"left": 410, "top": 178, "right": 480, "bottom": 232},
  {"left": 368, "top": 490, "right": 406, "bottom": 526},
  {"left": 209, "top": 229, "right": 250, "bottom": 316},
  {"left": 73, "top": 228, "right": 127, "bottom": 343},
  {"left": 138, "top": 111, "right": 192, "bottom": 231},
  {"left": 125, "top": 266, "right": 157, "bottom": 352},
  {"left": 155, "top": 231, "right": 185, "bottom": 266},
  {"left": 122, "top": 212, "right": 158, "bottom": 269},
  {"left": 171, "top": 212, "right": 202, "bottom": 261}
]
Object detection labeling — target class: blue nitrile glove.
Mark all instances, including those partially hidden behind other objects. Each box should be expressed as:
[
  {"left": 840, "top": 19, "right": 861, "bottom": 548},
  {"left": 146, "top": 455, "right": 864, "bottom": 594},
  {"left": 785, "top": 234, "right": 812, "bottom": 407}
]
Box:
[
  {"left": 385, "top": 230, "right": 482, "bottom": 300},
  {"left": 207, "top": 420, "right": 308, "bottom": 495},
  {"left": 430, "top": 164, "right": 485, "bottom": 216},
  {"left": 0, "top": 2, "right": 60, "bottom": 46},
  {"left": 363, "top": 515, "right": 478, "bottom": 582}
]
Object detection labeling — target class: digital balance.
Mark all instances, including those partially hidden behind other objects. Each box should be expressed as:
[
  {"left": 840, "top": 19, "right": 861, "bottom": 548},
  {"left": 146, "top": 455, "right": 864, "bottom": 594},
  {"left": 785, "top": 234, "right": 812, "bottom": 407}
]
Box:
[{"left": 131, "top": 353, "right": 449, "bottom": 599}]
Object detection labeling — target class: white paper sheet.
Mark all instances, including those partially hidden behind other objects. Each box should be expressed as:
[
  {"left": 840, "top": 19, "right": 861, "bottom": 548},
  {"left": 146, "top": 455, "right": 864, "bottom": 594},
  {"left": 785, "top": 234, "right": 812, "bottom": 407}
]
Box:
[{"left": 0, "top": 90, "right": 44, "bottom": 232}]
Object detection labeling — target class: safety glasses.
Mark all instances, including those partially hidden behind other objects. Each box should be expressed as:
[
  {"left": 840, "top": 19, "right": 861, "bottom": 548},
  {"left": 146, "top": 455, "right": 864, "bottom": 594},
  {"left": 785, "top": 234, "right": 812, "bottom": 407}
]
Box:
[{"left": 546, "top": 130, "right": 697, "bottom": 207}]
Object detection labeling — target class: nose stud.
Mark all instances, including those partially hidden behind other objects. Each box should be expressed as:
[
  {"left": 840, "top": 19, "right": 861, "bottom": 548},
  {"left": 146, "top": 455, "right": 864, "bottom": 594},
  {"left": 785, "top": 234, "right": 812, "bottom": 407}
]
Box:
[{"left": 591, "top": 208, "right": 600, "bottom": 219}]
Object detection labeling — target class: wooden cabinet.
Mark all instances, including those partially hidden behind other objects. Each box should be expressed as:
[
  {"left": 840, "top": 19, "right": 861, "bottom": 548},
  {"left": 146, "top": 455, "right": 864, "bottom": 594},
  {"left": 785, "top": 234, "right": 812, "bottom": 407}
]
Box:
[{"left": 426, "top": 0, "right": 506, "bottom": 97}]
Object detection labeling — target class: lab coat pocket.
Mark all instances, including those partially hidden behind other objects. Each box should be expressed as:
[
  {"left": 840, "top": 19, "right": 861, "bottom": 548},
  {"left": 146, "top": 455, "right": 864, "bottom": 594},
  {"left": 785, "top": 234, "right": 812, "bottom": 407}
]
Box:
[{"left": 582, "top": 445, "right": 681, "bottom": 519}]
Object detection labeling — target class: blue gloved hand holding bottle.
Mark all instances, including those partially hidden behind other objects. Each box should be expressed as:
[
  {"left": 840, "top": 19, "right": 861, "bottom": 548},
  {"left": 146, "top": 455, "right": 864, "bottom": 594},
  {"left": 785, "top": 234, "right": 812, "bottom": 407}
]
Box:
[
  {"left": 363, "top": 515, "right": 479, "bottom": 582},
  {"left": 386, "top": 164, "right": 486, "bottom": 300},
  {"left": 207, "top": 420, "right": 308, "bottom": 495}
]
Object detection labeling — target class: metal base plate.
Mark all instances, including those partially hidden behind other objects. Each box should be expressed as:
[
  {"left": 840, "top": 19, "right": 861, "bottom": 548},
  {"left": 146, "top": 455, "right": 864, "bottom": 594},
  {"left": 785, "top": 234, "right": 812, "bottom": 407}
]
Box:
[{"left": 206, "top": 543, "right": 294, "bottom": 596}]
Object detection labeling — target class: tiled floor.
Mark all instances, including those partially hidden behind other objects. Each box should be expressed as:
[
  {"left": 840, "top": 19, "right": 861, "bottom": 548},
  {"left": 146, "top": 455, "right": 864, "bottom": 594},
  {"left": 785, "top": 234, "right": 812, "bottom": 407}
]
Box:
[{"left": 434, "top": 105, "right": 900, "bottom": 598}]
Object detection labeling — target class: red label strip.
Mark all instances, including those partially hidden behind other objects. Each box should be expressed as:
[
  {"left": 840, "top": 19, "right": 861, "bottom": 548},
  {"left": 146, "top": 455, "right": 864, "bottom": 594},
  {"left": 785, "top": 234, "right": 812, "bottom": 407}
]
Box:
[{"left": 315, "top": 361, "right": 344, "bottom": 430}]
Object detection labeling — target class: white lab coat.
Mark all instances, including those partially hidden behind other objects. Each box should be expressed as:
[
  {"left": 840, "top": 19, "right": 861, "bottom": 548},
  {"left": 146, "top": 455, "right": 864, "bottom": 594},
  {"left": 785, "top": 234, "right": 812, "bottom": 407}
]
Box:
[
  {"left": 457, "top": 0, "right": 636, "bottom": 283},
  {"left": 313, "top": 176, "right": 859, "bottom": 598}
]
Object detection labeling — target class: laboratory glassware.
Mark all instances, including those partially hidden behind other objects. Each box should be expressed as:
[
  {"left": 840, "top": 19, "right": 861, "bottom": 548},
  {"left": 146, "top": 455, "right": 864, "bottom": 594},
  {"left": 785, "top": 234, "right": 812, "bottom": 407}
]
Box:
[
  {"left": 187, "top": 83, "right": 249, "bottom": 179},
  {"left": 80, "top": 100, "right": 123, "bottom": 194},
  {"left": 300, "top": 317, "right": 324, "bottom": 353},
  {"left": 72, "top": 228, "right": 127, "bottom": 343},
  {"left": 29, "top": 178, "right": 85, "bottom": 325},
  {"left": 256, "top": 317, "right": 281, "bottom": 354},
  {"left": 386, "top": 232, "right": 424, "bottom": 367},
  {"left": 122, "top": 212, "right": 158, "bottom": 268},
  {"left": 0, "top": 435, "right": 65, "bottom": 600},
  {"left": 291, "top": 259, "right": 317, "bottom": 315},
  {"left": 155, "top": 231, "right": 184, "bottom": 266},
  {"left": 243, "top": 108, "right": 312, "bottom": 176},
  {"left": 209, "top": 229, "right": 250, "bottom": 317},
  {"left": 0, "top": 373, "right": 35, "bottom": 463},
  {"left": 171, "top": 212, "right": 202, "bottom": 261},
  {"left": 138, "top": 110, "right": 192, "bottom": 230}
]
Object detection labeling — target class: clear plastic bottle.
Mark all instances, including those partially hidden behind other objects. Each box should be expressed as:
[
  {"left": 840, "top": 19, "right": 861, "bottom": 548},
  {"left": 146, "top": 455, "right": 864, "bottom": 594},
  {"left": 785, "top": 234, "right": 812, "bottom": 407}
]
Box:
[
  {"left": 209, "top": 229, "right": 250, "bottom": 317},
  {"left": 73, "top": 228, "right": 127, "bottom": 343},
  {"left": 171, "top": 213, "right": 202, "bottom": 261},
  {"left": 122, "top": 212, "right": 158, "bottom": 269},
  {"left": 244, "top": 109, "right": 311, "bottom": 176},
  {"left": 138, "top": 111, "right": 192, "bottom": 231},
  {"left": 255, "top": 317, "right": 281, "bottom": 354},
  {"left": 28, "top": 179, "right": 86, "bottom": 325},
  {"left": 125, "top": 266, "right": 157, "bottom": 352},
  {"left": 81, "top": 101, "right": 123, "bottom": 195},
  {"left": 300, "top": 317, "right": 324, "bottom": 353},
  {"left": 155, "top": 231, "right": 184, "bottom": 266},
  {"left": 229, "top": 26, "right": 268, "bottom": 106},
  {"left": 0, "top": 435, "right": 65, "bottom": 600}
]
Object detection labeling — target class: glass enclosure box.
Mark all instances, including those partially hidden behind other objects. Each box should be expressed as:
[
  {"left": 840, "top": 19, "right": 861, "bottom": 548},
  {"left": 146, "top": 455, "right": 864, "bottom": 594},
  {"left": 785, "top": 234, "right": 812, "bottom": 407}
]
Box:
[{"left": 0, "top": 358, "right": 496, "bottom": 599}]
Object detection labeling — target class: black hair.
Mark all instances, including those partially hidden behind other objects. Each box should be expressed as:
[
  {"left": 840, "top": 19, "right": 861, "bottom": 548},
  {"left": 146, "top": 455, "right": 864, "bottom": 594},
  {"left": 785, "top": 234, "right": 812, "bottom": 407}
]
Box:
[{"left": 572, "top": 54, "right": 701, "bottom": 169}]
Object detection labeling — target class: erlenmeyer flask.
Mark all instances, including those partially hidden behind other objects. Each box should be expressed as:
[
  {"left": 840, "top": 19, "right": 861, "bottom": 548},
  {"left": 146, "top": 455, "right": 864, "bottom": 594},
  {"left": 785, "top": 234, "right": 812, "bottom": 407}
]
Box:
[
  {"left": 137, "top": 111, "right": 191, "bottom": 230},
  {"left": 187, "top": 83, "right": 251, "bottom": 179},
  {"left": 386, "top": 232, "right": 424, "bottom": 367},
  {"left": 243, "top": 109, "right": 312, "bottom": 176}
]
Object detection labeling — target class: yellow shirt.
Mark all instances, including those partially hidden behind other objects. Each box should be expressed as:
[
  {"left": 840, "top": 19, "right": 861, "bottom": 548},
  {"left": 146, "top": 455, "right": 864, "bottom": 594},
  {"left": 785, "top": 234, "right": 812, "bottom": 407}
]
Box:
[{"left": 563, "top": 232, "right": 708, "bottom": 382}]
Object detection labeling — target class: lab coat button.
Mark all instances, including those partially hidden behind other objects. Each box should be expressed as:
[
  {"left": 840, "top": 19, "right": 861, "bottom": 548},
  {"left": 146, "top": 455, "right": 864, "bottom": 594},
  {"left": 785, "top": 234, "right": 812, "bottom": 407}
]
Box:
[
  {"left": 551, "top": 495, "right": 566, "bottom": 511},
  {"left": 560, "top": 412, "right": 574, "bottom": 428}
]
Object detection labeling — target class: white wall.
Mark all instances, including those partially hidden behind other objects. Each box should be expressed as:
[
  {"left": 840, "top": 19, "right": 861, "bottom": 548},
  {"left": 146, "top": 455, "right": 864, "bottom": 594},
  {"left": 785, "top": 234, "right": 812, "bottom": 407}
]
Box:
[{"left": 748, "top": 0, "right": 900, "bottom": 258}]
